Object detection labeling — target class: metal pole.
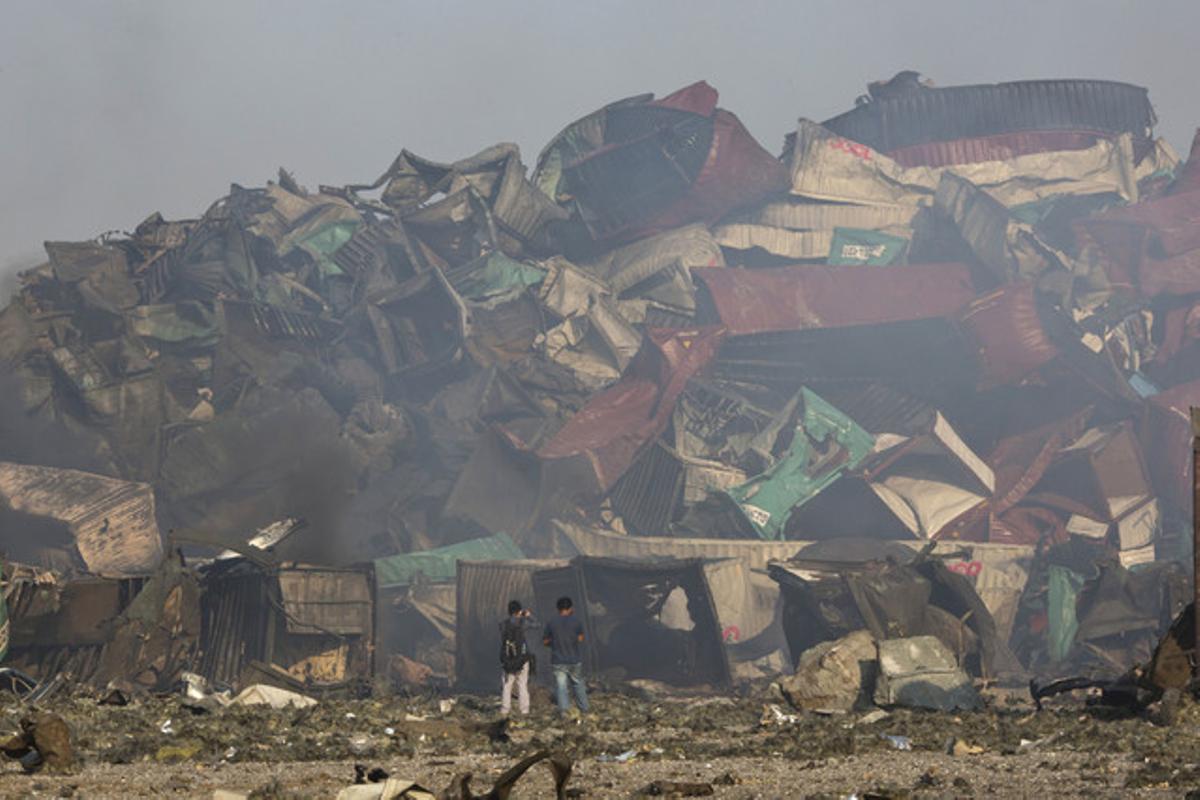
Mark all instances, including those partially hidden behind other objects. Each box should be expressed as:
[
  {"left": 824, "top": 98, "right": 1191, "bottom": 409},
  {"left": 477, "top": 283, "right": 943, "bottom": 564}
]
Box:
[{"left": 1191, "top": 408, "right": 1200, "bottom": 678}]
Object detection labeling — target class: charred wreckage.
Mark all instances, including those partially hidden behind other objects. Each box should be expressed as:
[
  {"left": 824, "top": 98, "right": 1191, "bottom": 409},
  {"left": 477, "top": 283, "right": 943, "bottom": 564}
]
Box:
[{"left": 2, "top": 73, "right": 1200, "bottom": 721}]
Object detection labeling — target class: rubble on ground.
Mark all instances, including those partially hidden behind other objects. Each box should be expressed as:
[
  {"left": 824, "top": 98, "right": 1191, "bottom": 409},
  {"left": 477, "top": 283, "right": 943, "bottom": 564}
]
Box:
[{"left": 2, "top": 72, "right": 1200, "bottom": 724}]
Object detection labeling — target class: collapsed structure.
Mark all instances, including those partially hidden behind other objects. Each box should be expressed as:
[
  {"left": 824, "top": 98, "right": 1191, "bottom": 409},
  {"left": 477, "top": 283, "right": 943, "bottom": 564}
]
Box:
[{"left": 1, "top": 74, "right": 1197, "bottom": 699}]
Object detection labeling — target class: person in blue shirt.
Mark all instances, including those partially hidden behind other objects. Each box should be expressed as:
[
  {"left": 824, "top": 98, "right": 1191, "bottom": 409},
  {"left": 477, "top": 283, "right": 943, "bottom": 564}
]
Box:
[{"left": 542, "top": 596, "right": 588, "bottom": 717}]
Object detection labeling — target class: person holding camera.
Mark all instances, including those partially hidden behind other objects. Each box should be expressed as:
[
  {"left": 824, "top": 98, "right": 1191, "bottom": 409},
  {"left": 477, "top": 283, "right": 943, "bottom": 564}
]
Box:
[{"left": 499, "top": 600, "right": 535, "bottom": 716}]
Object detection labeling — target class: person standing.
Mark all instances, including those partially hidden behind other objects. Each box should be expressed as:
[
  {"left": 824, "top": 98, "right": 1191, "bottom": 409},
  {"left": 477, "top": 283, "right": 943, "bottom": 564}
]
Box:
[
  {"left": 499, "top": 600, "right": 534, "bottom": 716},
  {"left": 542, "top": 596, "right": 588, "bottom": 717}
]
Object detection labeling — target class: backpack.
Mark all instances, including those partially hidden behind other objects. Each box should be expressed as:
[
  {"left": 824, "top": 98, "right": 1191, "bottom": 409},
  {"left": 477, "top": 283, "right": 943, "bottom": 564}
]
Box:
[{"left": 499, "top": 618, "right": 529, "bottom": 674}]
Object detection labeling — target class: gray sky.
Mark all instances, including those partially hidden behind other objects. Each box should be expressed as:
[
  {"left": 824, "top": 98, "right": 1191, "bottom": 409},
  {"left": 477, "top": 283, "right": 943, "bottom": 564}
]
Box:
[{"left": 3, "top": 0, "right": 1199, "bottom": 274}]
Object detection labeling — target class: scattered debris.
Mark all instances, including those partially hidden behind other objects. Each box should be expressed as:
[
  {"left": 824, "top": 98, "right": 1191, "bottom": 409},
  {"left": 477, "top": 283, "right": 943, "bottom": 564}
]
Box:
[
  {"left": 875, "top": 637, "right": 982, "bottom": 712},
  {"left": 0, "top": 712, "right": 74, "bottom": 773},
  {"left": 642, "top": 780, "right": 715, "bottom": 797},
  {"left": 230, "top": 685, "right": 318, "bottom": 709}
]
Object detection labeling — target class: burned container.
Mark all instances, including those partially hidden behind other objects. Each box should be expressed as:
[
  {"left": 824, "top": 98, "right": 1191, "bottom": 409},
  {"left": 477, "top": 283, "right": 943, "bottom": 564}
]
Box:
[
  {"left": 531, "top": 556, "right": 733, "bottom": 689},
  {"left": 197, "top": 559, "right": 375, "bottom": 691}
]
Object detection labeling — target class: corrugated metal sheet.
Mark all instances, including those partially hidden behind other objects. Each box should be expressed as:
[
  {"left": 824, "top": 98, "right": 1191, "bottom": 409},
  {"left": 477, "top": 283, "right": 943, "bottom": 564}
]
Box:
[
  {"left": 887, "top": 131, "right": 1104, "bottom": 167},
  {"left": 0, "top": 463, "right": 162, "bottom": 577},
  {"left": 547, "top": 83, "right": 787, "bottom": 245},
  {"left": 536, "top": 327, "right": 725, "bottom": 494},
  {"left": 332, "top": 217, "right": 425, "bottom": 282},
  {"left": 489, "top": 152, "right": 569, "bottom": 245},
  {"left": 565, "top": 111, "right": 713, "bottom": 240},
  {"left": 711, "top": 225, "right": 835, "bottom": 260},
  {"left": 552, "top": 520, "right": 807, "bottom": 571},
  {"left": 609, "top": 442, "right": 685, "bottom": 536},
  {"left": 727, "top": 200, "right": 920, "bottom": 231},
  {"left": 787, "top": 119, "right": 1140, "bottom": 208},
  {"left": 278, "top": 568, "right": 372, "bottom": 635},
  {"left": 1091, "top": 189, "right": 1200, "bottom": 259},
  {"left": 958, "top": 284, "right": 1059, "bottom": 389},
  {"left": 713, "top": 319, "right": 977, "bottom": 397},
  {"left": 822, "top": 79, "right": 1154, "bottom": 153},
  {"left": 813, "top": 382, "right": 934, "bottom": 436},
  {"left": 1138, "top": 247, "right": 1200, "bottom": 297},
  {"left": 696, "top": 263, "right": 975, "bottom": 336},
  {"left": 374, "top": 533, "right": 524, "bottom": 589},
  {"left": 454, "top": 559, "right": 566, "bottom": 691},
  {"left": 198, "top": 570, "right": 270, "bottom": 686},
  {"left": 1140, "top": 379, "right": 1200, "bottom": 512}
]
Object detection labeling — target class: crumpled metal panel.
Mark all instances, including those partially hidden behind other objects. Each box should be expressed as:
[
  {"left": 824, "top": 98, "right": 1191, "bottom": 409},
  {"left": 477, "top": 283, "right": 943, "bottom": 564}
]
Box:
[
  {"left": 535, "top": 327, "right": 725, "bottom": 495},
  {"left": 277, "top": 568, "right": 372, "bottom": 636},
  {"left": 787, "top": 119, "right": 1141, "bottom": 208},
  {"left": 0, "top": 463, "right": 162, "bottom": 577},
  {"left": 958, "top": 283, "right": 1058, "bottom": 389},
  {"left": 888, "top": 130, "right": 1103, "bottom": 168},
  {"left": 822, "top": 79, "right": 1154, "bottom": 153},
  {"left": 697, "top": 263, "right": 975, "bottom": 336}
]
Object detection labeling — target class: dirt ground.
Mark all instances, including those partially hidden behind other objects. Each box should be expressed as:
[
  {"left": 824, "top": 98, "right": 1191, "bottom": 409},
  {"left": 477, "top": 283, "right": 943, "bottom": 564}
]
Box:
[{"left": 0, "top": 684, "right": 1198, "bottom": 798}]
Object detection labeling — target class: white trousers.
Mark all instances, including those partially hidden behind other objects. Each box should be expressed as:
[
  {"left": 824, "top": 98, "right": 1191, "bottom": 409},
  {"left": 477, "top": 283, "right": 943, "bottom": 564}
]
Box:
[{"left": 500, "top": 662, "right": 530, "bottom": 715}]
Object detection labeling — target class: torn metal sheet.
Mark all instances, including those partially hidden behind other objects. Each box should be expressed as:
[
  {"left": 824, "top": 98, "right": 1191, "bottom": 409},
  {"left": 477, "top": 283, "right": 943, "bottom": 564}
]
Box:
[
  {"left": 540, "top": 82, "right": 786, "bottom": 244},
  {"left": 672, "top": 379, "right": 795, "bottom": 470},
  {"left": 958, "top": 283, "right": 1059, "bottom": 388},
  {"left": 244, "top": 183, "right": 362, "bottom": 276},
  {"left": 769, "top": 548, "right": 1005, "bottom": 679},
  {"left": 696, "top": 263, "right": 975, "bottom": 336},
  {"left": 126, "top": 301, "right": 220, "bottom": 348},
  {"left": 714, "top": 200, "right": 918, "bottom": 262},
  {"left": 366, "top": 269, "right": 469, "bottom": 380},
  {"left": 725, "top": 199, "right": 921, "bottom": 232},
  {"left": 375, "top": 143, "right": 566, "bottom": 256},
  {"left": 535, "top": 327, "right": 724, "bottom": 495},
  {"left": 43, "top": 241, "right": 129, "bottom": 285},
  {"left": 701, "top": 557, "right": 782, "bottom": 653},
  {"left": 722, "top": 388, "right": 876, "bottom": 540},
  {"left": 934, "top": 172, "right": 1067, "bottom": 283},
  {"left": 861, "top": 412, "right": 996, "bottom": 540},
  {"left": 1089, "top": 182, "right": 1200, "bottom": 258},
  {"left": 582, "top": 223, "right": 719, "bottom": 309},
  {"left": 680, "top": 454, "right": 747, "bottom": 505},
  {"left": 0, "top": 463, "right": 162, "bottom": 577},
  {"left": 198, "top": 559, "right": 376, "bottom": 688},
  {"left": 1140, "top": 378, "right": 1200, "bottom": 511},
  {"left": 443, "top": 251, "right": 546, "bottom": 301},
  {"left": 608, "top": 441, "right": 685, "bottom": 536},
  {"left": 1038, "top": 422, "right": 1152, "bottom": 523},
  {"left": 787, "top": 119, "right": 1141, "bottom": 208}
]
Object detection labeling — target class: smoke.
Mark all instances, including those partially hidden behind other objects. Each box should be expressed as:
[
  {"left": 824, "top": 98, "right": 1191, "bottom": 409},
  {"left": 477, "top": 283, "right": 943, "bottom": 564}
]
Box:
[
  {"left": 0, "top": 367, "right": 106, "bottom": 473},
  {"left": 0, "top": 252, "right": 38, "bottom": 304}
]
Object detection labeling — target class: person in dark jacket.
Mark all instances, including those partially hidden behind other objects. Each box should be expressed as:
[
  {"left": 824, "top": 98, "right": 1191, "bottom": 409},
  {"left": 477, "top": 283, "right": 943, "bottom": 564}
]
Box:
[
  {"left": 542, "top": 596, "right": 588, "bottom": 716},
  {"left": 499, "top": 600, "right": 535, "bottom": 716}
]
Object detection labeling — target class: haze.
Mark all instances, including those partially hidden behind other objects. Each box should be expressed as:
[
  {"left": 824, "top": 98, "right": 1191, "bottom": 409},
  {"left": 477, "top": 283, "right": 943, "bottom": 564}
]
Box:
[{"left": 3, "top": 0, "right": 1199, "bottom": 277}]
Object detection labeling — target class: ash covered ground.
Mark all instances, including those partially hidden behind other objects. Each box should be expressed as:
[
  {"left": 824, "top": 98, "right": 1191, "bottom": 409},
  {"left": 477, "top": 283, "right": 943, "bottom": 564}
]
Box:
[{"left": 1, "top": 686, "right": 1199, "bottom": 798}]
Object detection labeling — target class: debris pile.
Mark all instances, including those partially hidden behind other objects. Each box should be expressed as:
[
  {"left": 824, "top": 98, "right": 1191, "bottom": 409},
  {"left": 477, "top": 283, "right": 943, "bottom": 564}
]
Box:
[{"left": 1, "top": 73, "right": 1198, "bottom": 696}]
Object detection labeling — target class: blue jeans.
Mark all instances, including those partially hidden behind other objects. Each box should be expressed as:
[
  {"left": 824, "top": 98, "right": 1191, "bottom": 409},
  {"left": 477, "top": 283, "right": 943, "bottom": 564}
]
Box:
[{"left": 552, "top": 663, "right": 589, "bottom": 714}]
